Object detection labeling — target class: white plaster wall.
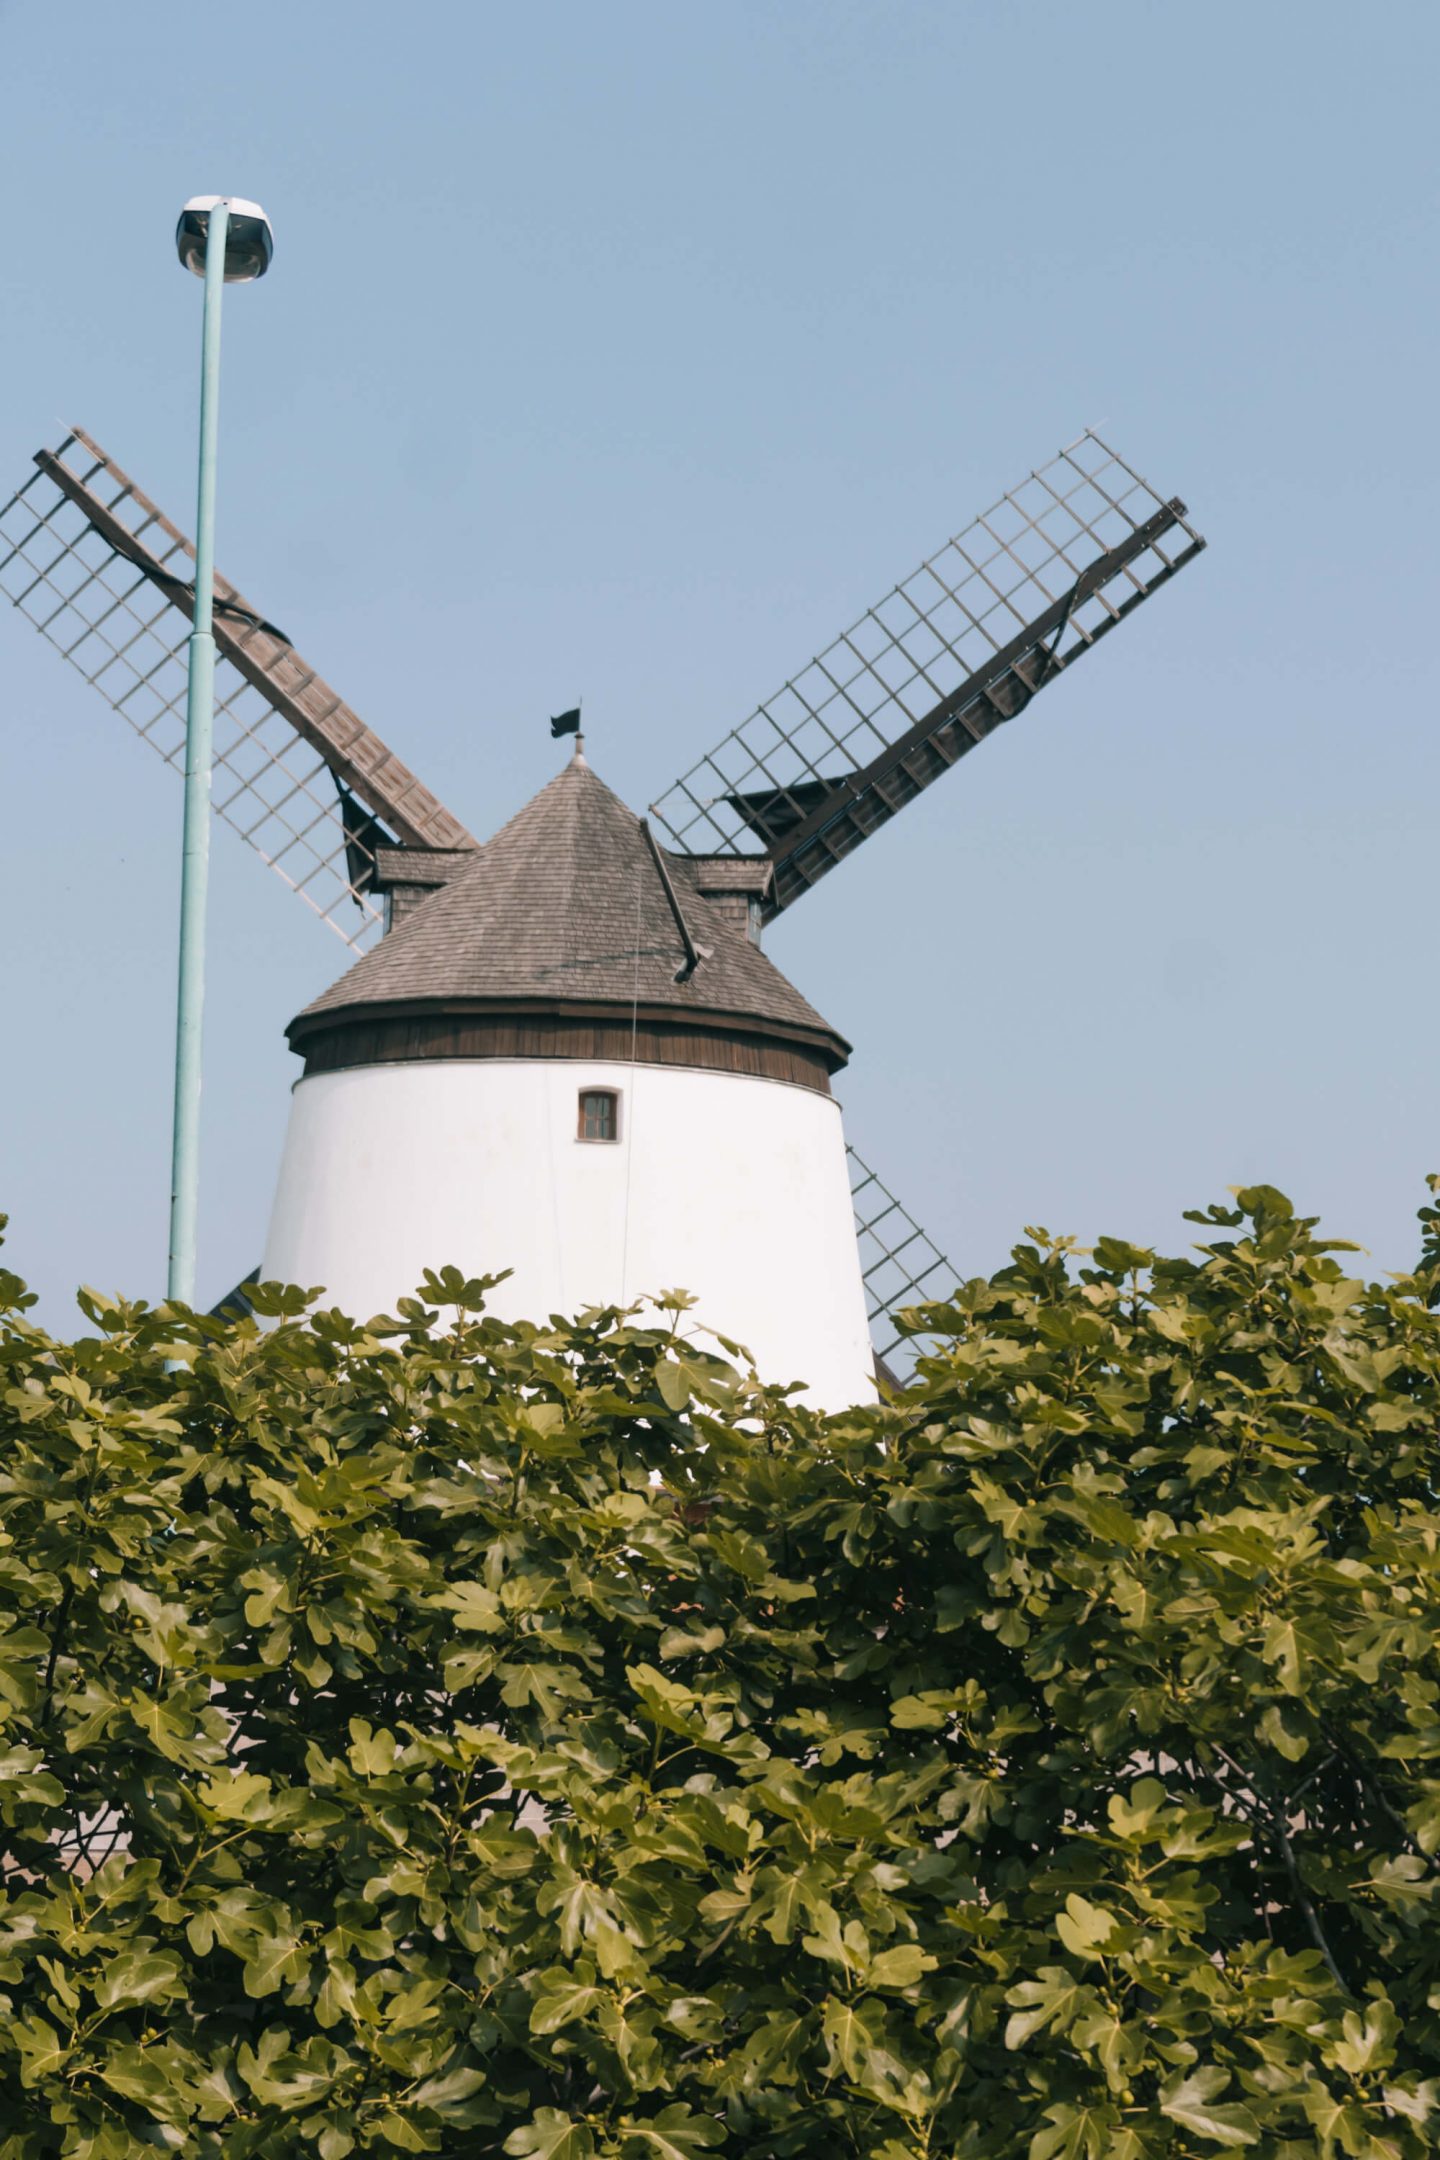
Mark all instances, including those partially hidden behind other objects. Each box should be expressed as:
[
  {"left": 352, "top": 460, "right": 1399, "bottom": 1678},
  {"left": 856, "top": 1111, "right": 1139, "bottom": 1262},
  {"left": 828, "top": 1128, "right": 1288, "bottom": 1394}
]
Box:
[{"left": 261, "top": 1058, "right": 877, "bottom": 1409}]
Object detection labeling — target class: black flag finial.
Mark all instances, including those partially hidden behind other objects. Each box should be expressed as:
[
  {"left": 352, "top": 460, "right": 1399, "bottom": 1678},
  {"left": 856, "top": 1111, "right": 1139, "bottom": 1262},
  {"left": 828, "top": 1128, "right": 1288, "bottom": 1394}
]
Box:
[{"left": 550, "top": 706, "right": 582, "bottom": 739}]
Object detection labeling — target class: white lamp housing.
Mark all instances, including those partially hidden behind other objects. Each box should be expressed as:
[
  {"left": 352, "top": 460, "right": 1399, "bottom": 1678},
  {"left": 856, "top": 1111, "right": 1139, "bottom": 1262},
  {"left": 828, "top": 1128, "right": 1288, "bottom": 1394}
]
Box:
[{"left": 176, "top": 196, "right": 274, "bottom": 283}]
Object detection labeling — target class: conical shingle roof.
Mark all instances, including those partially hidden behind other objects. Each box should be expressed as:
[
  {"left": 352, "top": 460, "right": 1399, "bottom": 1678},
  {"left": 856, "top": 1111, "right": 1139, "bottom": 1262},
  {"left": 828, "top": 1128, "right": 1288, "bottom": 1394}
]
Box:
[{"left": 288, "top": 754, "right": 850, "bottom": 1067}]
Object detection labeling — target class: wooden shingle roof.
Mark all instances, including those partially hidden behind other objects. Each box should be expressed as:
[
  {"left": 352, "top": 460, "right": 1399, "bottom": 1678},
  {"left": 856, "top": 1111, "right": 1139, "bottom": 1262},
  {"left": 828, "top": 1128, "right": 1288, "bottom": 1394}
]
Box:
[{"left": 289, "top": 753, "right": 850, "bottom": 1066}]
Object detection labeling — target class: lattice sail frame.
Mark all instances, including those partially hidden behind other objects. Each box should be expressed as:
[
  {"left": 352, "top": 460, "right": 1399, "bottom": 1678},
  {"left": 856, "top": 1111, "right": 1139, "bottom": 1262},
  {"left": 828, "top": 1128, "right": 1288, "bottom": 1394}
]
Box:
[
  {"left": 847, "top": 1143, "right": 959, "bottom": 1380},
  {"left": 651, "top": 429, "right": 1204, "bottom": 916},
  {"left": 0, "top": 428, "right": 474, "bottom": 949}
]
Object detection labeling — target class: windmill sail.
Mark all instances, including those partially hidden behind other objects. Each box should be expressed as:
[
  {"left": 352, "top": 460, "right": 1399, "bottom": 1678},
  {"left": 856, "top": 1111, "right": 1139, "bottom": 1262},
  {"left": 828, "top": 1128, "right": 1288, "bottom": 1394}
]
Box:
[
  {"left": 847, "top": 1143, "right": 958, "bottom": 1381},
  {"left": 650, "top": 429, "right": 1204, "bottom": 918},
  {"left": 0, "top": 426, "right": 475, "bottom": 949}
]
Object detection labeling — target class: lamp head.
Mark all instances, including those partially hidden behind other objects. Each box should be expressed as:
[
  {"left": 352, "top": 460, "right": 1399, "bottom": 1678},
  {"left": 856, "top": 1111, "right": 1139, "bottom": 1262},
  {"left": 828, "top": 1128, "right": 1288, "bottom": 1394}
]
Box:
[{"left": 176, "top": 196, "right": 274, "bottom": 282}]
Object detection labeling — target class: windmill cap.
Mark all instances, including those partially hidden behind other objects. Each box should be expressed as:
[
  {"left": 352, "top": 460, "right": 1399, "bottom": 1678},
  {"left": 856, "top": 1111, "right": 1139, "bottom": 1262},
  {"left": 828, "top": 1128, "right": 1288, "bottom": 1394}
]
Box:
[
  {"left": 288, "top": 755, "right": 852, "bottom": 1079},
  {"left": 176, "top": 197, "right": 274, "bottom": 282}
]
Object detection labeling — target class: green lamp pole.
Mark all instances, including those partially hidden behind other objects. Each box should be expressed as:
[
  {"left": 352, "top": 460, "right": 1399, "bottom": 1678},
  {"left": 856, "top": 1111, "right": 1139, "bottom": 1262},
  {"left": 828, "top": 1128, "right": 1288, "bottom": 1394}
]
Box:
[{"left": 167, "top": 195, "right": 274, "bottom": 1306}]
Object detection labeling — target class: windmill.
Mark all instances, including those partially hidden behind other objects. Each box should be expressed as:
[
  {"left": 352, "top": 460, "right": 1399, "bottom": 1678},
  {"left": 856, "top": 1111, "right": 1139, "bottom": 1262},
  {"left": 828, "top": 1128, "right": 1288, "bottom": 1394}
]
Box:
[{"left": 0, "top": 425, "right": 1204, "bottom": 1395}]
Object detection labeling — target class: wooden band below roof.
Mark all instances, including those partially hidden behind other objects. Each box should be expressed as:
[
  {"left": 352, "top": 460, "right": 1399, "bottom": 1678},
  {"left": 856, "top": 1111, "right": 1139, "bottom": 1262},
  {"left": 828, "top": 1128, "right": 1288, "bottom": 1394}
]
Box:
[{"left": 291, "top": 1004, "right": 843, "bottom": 1095}]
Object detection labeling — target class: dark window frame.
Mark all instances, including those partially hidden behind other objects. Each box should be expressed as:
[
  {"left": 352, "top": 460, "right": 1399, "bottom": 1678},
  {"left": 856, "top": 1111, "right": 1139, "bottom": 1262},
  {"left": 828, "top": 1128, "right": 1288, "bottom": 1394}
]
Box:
[{"left": 577, "top": 1087, "right": 621, "bottom": 1143}]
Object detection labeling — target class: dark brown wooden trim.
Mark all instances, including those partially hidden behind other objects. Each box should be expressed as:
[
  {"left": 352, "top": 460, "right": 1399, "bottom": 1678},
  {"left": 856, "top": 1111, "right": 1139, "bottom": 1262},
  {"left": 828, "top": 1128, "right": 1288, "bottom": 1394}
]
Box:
[
  {"left": 291, "top": 994, "right": 848, "bottom": 1064},
  {"left": 289, "top": 994, "right": 850, "bottom": 1070},
  {"left": 294, "top": 1009, "right": 838, "bottom": 1094}
]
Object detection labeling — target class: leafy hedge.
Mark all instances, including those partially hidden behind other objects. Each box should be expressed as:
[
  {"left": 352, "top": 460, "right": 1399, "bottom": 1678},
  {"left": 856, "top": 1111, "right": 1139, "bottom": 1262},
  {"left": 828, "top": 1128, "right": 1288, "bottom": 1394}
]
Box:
[{"left": 1, "top": 1185, "right": 1439, "bottom": 2157}]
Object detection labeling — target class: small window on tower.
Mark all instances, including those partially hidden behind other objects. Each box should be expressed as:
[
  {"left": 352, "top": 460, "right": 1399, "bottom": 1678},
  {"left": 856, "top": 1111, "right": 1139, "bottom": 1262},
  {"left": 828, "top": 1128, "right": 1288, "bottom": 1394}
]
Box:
[{"left": 578, "top": 1088, "right": 620, "bottom": 1143}]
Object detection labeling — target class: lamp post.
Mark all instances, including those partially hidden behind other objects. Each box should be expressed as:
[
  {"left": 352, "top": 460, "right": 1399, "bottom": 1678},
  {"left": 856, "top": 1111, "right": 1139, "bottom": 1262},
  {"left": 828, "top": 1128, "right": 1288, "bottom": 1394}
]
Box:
[{"left": 167, "top": 195, "right": 274, "bottom": 1306}]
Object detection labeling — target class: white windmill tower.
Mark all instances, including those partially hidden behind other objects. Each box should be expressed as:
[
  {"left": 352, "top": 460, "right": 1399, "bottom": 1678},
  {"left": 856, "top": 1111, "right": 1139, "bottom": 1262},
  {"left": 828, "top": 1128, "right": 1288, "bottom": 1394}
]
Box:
[
  {"left": 0, "top": 425, "right": 1205, "bottom": 1399},
  {"left": 266, "top": 736, "right": 876, "bottom": 1403}
]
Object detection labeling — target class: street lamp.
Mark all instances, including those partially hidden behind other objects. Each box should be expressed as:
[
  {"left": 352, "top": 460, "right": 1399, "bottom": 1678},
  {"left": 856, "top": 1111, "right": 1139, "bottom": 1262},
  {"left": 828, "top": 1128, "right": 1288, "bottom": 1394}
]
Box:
[{"left": 167, "top": 194, "right": 274, "bottom": 1307}]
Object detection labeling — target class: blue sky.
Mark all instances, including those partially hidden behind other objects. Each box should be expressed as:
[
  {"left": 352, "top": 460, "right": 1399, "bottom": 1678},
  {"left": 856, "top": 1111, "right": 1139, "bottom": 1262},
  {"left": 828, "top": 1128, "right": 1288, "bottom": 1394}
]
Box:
[{"left": 3, "top": 0, "right": 1438, "bottom": 1322}]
